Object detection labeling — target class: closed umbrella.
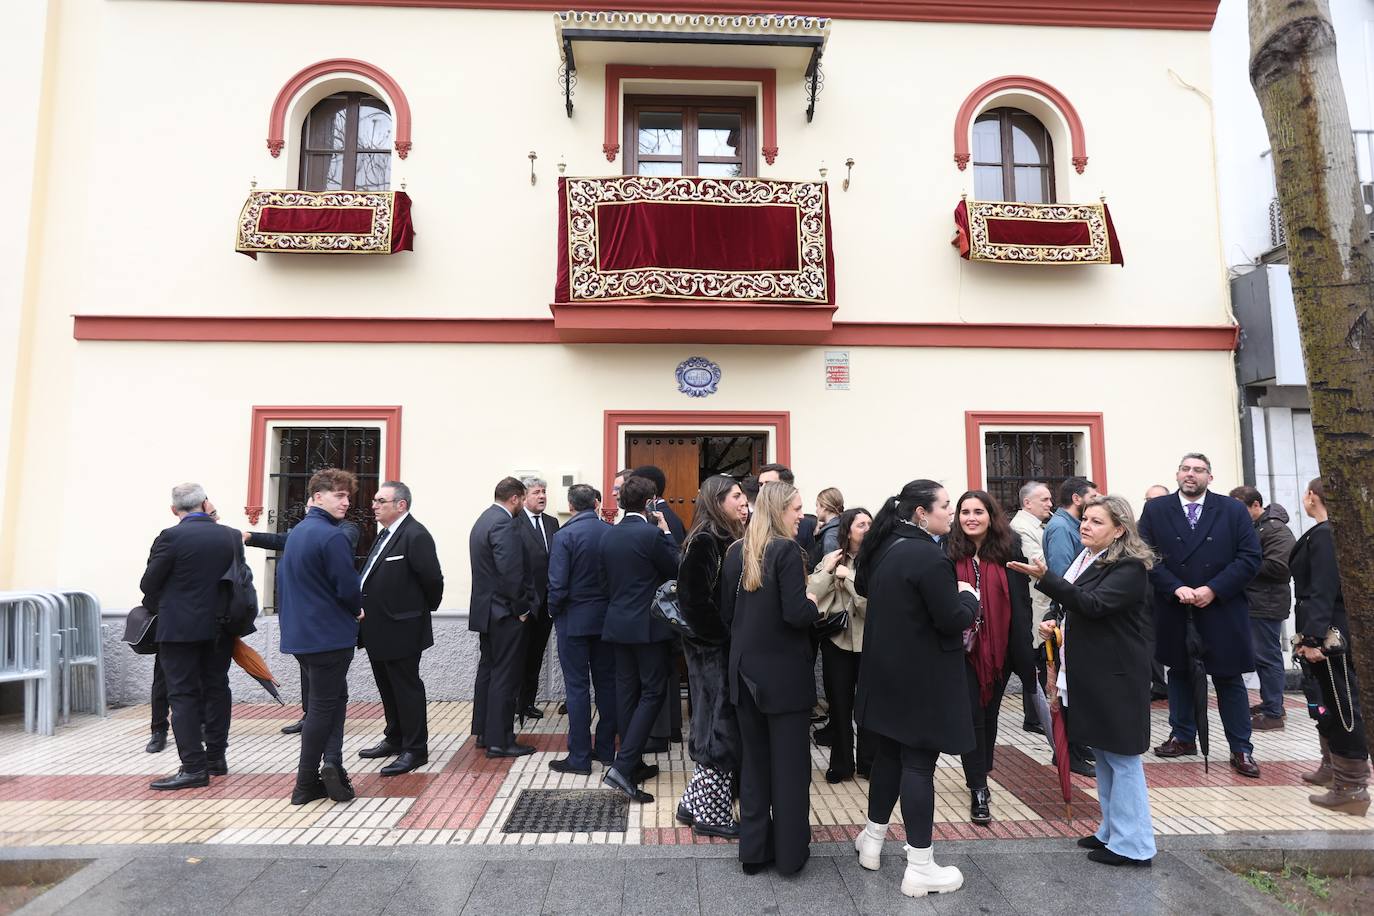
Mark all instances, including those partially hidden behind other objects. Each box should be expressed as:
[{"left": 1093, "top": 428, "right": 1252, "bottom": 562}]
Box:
[
  {"left": 1183, "top": 609, "right": 1211, "bottom": 772},
  {"left": 1044, "top": 633, "right": 1073, "bottom": 818},
  {"left": 232, "top": 638, "right": 284, "bottom": 705}
]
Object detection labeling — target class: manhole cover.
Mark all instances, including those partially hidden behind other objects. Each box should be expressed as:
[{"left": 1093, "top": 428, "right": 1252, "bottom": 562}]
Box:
[{"left": 501, "top": 789, "right": 629, "bottom": 834}]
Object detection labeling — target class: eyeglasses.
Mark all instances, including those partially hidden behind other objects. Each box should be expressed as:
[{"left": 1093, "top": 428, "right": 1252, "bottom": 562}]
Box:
[
  {"left": 1178, "top": 465, "right": 1211, "bottom": 474},
  {"left": 371, "top": 497, "right": 396, "bottom": 505}
]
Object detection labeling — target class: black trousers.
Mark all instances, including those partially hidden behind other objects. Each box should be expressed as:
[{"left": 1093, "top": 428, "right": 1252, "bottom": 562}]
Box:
[
  {"left": 819, "top": 640, "right": 873, "bottom": 776},
  {"left": 1308, "top": 645, "right": 1369, "bottom": 761},
  {"left": 298, "top": 657, "right": 311, "bottom": 715},
  {"left": 296, "top": 647, "right": 353, "bottom": 779},
  {"left": 867, "top": 734, "right": 940, "bottom": 848},
  {"left": 611, "top": 640, "right": 671, "bottom": 775},
  {"left": 735, "top": 677, "right": 811, "bottom": 876},
  {"left": 151, "top": 652, "right": 169, "bottom": 734},
  {"left": 157, "top": 638, "right": 233, "bottom": 772},
  {"left": 519, "top": 609, "right": 553, "bottom": 711},
  {"left": 652, "top": 645, "right": 684, "bottom": 741},
  {"left": 961, "top": 663, "right": 1008, "bottom": 790},
  {"left": 472, "top": 614, "right": 527, "bottom": 746},
  {"left": 370, "top": 652, "right": 428, "bottom": 754}
]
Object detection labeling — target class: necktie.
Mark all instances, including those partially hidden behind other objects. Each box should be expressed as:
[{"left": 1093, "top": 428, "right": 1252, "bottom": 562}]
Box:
[
  {"left": 362, "top": 527, "right": 390, "bottom": 580},
  {"left": 1185, "top": 502, "right": 1200, "bottom": 530},
  {"left": 533, "top": 515, "right": 547, "bottom": 551}
]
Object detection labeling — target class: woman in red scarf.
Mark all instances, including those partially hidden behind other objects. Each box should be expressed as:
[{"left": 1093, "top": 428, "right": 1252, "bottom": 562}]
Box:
[{"left": 944, "top": 490, "right": 1034, "bottom": 826}]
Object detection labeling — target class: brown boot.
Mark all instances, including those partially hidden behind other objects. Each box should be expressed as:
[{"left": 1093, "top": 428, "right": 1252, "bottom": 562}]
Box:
[
  {"left": 1308, "top": 754, "right": 1370, "bottom": 817},
  {"left": 1301, "top": 735, "right": 1334, "bottom": 788}
]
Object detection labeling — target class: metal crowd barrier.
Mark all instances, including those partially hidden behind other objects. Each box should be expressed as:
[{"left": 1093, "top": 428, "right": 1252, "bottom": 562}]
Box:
[{"left": 0, "top": 589, "right": 106, "bottom": 735}]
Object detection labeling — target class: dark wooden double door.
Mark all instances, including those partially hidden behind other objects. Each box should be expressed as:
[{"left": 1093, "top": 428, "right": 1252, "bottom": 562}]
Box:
[{"left": 626, "top": 432, "right": 767, "bottom": 519}]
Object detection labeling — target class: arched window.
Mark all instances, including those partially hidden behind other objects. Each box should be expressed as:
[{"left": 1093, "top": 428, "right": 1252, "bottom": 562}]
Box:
[
  {"left": 299, "top": 92, "right": 393, "bottom": 191},
  {"left": 971, "top": 107, "right": 1055, "bottom": 203}
]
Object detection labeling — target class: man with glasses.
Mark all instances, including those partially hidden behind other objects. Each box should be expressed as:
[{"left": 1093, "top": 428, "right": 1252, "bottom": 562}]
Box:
[
  {"left": 1139, "top": 453, "right": 1263, "bottom": 777},
  {"left": 356, "top": 481, "right": 444, "bottom": 776}
]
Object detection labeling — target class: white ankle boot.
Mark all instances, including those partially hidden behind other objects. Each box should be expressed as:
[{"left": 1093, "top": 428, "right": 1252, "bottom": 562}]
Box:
[
  {"left": 854, "top": 820, "right": 887, "bottom": 870},
  {"left": 901, "top": 844, "right": 963, "bottom": 897}
]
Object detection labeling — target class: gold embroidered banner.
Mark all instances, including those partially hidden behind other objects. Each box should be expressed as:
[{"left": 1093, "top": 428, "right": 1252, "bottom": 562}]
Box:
[
  {"left": 236, "top": 190, "right": 414, "bottom": 258},
  {"left": 556, "top": 176, "right": 834, "bottom": 303},
  {"left": 954, "top": 198, "right": 1123, "bottom": 265}
]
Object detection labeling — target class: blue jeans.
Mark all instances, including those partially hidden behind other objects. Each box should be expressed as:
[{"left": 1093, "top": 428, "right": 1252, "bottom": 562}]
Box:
[
  {"left": 1092, "top": 749, "right": 1156, "bottom": 861},
  {"left": 1167, "top": 667, "right": 1253, "bottom": 754},
  {"left": 555, "top": 624, "right": 617, "bottom": 768},
  {"left": 1249, "top": 617, "right": 1287, "bottom": 719}
]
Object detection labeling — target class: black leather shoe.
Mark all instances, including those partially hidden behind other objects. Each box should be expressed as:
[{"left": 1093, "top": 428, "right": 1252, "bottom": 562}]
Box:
[
  {"left": 1022, "top": 720, "right": 1046, "bottom": 736},
  {"left": 320, "top": 762, "right": 356, "bottom": 802},
  {"left": 741, "top": 860, "right": 771, "bottom": 875},
  {"left": 676, "top": 804, "right": 695, "bottom": 826},
  {"left": 206, "top": 756, "right": 228, "bottom": 776},
  {"left": 970, "top": 788, "right": 992, "bottom": 825},
  {"left": 556, "top": 702, "right": 568, "bottom": 715},
  {"left": 693, "top": 820, "right": 740, "bottom": 840},
  {"left": 1153, "top": 737, "right": 1197, "bottom": 758},
  {"left": 150, "top": 769, "right": 209, "bottom": 791},
  {"left": 1077, "top": 834, "right": 1107, "bottom": 850},
  {"left": 644, "top": 738, "right": 670, "bottom": 754},
  {"left": 474, "top": 735, "right": 486, "bottom": 749},
  {"left": 145, "top": 731, "right": 167, "bottom": 754},
  {"left": 1069, "top": 757, "right": 1096, "bottom": 778},
  {"left": 358, "top": 741, "right": 401, "bottom": 760},
  {"left": 633, "top": 763, "right": 659, "bottom": 783},
  {"left": 825, "top": 769, "right": 852, "bottom": 784},
  {"left": 1230, "top": 752, "right": 1261, "bottom": 778},
  {"left": 522, "top": 704, "right": 545, "bottom": 720},
  {"left": 486, "top": 743, "right": 535, "bottom": 759},
  {"left": 603, "top": 767, "right": 653, "bottom": 803},
  {"left": 1088, "top": 847, "right": 1152, "bottom": 867},
  {"left": 381, "top": 752, "right": 428, "bottom": 776},
  {"left": 281, "top": 719, "right": 304, "bottom": 735},
  {"left": 548, "top": 757, "right": 592, "bottom": 776},
  {"left": 812, "top": 725, "right": 834, "bottom": 748},
  {"left": 291, "top": 777, "right": 327, "bottom": 806}
]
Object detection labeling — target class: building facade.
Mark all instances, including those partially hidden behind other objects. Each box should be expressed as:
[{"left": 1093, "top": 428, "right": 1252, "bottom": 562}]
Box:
[{"left": 5, "top": 0, "right": 1237, "bottom": 701}]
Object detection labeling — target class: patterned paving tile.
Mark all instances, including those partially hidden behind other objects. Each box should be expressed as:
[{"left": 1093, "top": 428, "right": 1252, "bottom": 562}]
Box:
[{"left": 0, "top": 688, "right": 1359, "bottom": 848}]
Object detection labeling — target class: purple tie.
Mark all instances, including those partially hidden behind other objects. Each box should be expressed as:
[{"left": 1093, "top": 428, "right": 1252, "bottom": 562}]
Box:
[{"left": 1185, "top": 502, "right": 1200, "bottom": 529}]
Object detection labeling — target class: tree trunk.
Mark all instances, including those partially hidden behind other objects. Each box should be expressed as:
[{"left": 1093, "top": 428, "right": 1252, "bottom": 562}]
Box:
[{"left": 1249, "top": 0, "right": 1374, "bottom": 744}]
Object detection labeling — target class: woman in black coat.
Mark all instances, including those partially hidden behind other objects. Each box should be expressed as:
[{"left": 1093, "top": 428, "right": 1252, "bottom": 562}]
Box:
[
  {"left": 944, "top": 490, "right": 1035, "bottom": 825},
  {"left": 1291, "top": 477, "right": 1368, "bottom": 816},
  {"left": 674, "top": 475, "right": 749, "bottom": 838},
  {"left": 720, "top": 481, "right": 822, "bottom": 876},
  {"left": 852, "top": 480, "right": 977, "bottom": 899},
  {"left": 1010, "top": 494, "right": 1157, "bottom": 867}
]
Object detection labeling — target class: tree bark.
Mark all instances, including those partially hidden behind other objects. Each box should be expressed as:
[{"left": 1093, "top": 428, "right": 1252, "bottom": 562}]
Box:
[{"left": 1250, "top": 0, "right": 1374, "bottom": 742}]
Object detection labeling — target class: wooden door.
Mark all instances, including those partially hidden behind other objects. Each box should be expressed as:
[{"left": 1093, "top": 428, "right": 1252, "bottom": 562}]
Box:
[{"left": 626, "top": 435, "right": 701, "bottom": 517}]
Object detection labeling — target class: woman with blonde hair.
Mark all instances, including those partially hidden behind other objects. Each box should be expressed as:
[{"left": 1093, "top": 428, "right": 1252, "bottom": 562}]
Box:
[
  {"left": 721, "top": 482, "right": 823, "bottom": 875},
  {"left": 1010, "top": 494, "right": 1159, "bottom": 867}
]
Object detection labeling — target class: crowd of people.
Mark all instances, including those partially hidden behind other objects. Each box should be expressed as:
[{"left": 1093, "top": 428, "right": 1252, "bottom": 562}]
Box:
[{"left": 134, "top": 452, "right": 1368, "bottom": 898}]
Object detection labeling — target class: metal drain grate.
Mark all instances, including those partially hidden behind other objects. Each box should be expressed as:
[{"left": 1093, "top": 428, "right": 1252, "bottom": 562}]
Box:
[{"left": 501, "top": 788, "right": 629, "bottom": 834}]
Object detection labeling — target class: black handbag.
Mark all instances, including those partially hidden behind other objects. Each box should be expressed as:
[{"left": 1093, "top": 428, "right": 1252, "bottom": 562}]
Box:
[
  {"left": 123, "top": 605, "right": 158, "bottom": 655},
  {"left": 813, "top": 603, "right": 850, "bottom": 639},
  {"left": 650, "top": 579, "right": 700, "bottom": 642}
]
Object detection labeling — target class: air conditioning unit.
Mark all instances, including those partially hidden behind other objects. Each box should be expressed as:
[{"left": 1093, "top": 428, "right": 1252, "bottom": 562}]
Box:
[
  {"left": 1268, "top": 198, "right": 1287, "bottom": 249},
  {"left": 1362, "top": 182, "right": 1374, "bottom": 234}
]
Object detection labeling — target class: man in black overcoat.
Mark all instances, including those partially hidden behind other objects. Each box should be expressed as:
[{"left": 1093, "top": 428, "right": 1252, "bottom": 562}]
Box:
[
  {"left": 1138, "top": 453, "right": 1263, "bottom": 777},
  {"left": 469, "top": 477, "right": 536, "bottom": 757},
  {"left": 516, "top": 476, "right": 561, "bottom": 723},
  {"left": 140, "top": 482, "right": 245, "bottom": 790},
  {"left": 357, "top": 481, "right": 444, "bottom": 775}
]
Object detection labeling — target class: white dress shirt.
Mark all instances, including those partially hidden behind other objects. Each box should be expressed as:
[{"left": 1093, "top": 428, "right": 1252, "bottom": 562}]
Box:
[{"left": 361, "top": 511, "right": 408, "bottom": 583}]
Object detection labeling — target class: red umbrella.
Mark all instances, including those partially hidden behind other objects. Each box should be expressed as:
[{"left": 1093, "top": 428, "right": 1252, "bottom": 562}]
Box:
[
  {"left": 232, "top": 639, "right": 285, "bottom": 705},
  {"left": 1044, "top": 631, "right": 1073, "bottom": 819}
]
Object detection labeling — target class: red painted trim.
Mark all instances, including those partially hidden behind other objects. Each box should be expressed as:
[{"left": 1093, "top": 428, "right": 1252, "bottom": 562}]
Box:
[
  {"left": 964, "top": 411, "right": 1107, "bottom": 494},
  {"left": 604, "top": 65, "right": 777, "bottom": 164},
  {"left": 245, "top": 406, "right": 402, "bottom": 524},
  {"left": 185, "top": 1, "right": 1221, "bottom": 31},
  {"left": 953, "top": 76, "right": 1088, "bottom": 173},
  {"left": 602, "top": 410, "right": 791, "bottom": 517},
  {"left": 268, "top": 58, "right": 413, "bottom": 159},
  {"left": 73, "top": 315, "right": 1239, "bottom": 351}
]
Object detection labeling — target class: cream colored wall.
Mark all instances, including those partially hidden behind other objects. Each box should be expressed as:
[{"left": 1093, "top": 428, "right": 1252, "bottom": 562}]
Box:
[{"left": 22, "top": 341, "right": 1239, "bottom": 608}]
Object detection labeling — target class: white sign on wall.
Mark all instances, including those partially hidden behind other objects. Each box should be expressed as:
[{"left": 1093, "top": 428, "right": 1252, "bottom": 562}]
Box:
[{"left": 825, "top": 350, "right": 850, "bottom": 390}]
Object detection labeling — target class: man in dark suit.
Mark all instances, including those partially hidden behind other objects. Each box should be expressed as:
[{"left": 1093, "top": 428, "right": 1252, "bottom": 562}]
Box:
[
  {"left": 516, "top": 476, "right": 560, "bottom": 723},
  {"left": 1139, "top": 452, "right": 1264, "bottom": 777},
  {"left": 630, "top": 464, "right": 685, "bottom": 749},
  {"left": 600, "top": 476, "right": 680, "bottom": 802},
  {"left": 140, "top": 483, "right": 245, "bottom": 790},
  {"left": 631, "top": 465, "right": 687, "bottom": 545},
  {"left": 356, "top": 481, "right": 444, "bottom": 776},
  {"left": 469, "top": 476, "right": 536, "bottom": 758},
  {"left": 547, "top": 484, "right": 616, "bottom": 775}
]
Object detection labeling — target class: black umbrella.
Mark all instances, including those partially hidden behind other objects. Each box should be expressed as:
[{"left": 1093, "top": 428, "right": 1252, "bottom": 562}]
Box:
[{"left": 1184, "top": 609, "right": 1210, "bottom": 772}]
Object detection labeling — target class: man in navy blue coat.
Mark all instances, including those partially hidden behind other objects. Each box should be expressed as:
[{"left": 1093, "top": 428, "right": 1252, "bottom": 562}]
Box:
[
  {"left": 599, "top": 476, "right": 680, "bottom": 802},
  {"left": 1139, "top": 453, "right": 1264, "bottom": 777},
  {"left": 277, "top": 468, "right": 364, "bottom": 805},
  {"left": 547, "top": 484, "right": 616, "bottom": 775}
]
